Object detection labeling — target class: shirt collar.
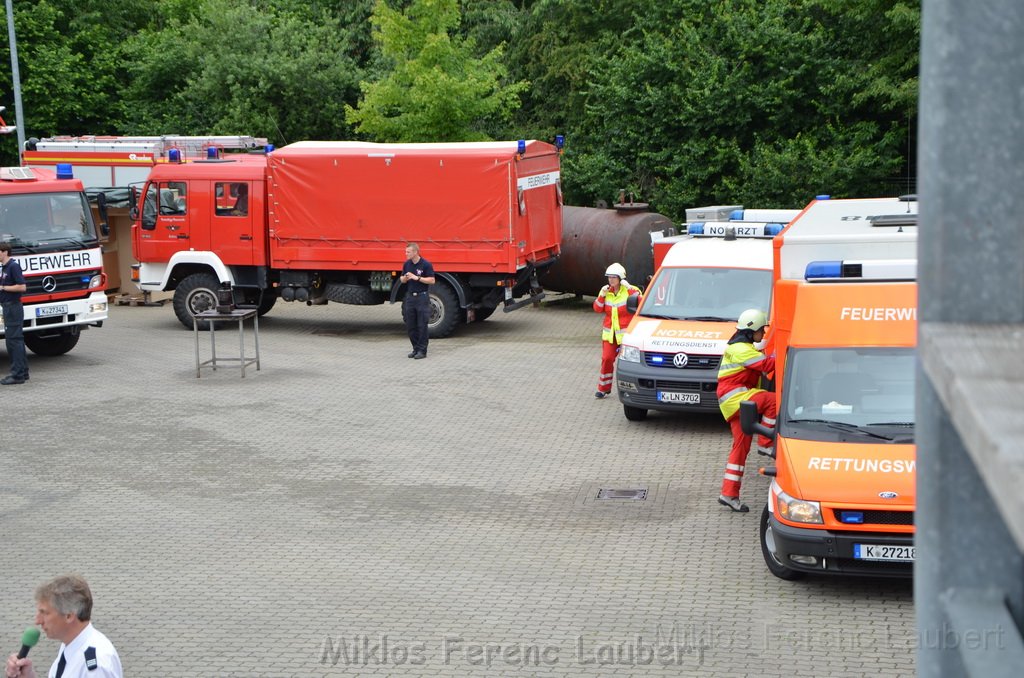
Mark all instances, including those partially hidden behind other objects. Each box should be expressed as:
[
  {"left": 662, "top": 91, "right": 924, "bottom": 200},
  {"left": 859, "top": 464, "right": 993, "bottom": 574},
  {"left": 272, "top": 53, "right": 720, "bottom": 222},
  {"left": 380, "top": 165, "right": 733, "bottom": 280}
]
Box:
[{"left": 61, "top": 623, "right": 94, "bottom": 657}]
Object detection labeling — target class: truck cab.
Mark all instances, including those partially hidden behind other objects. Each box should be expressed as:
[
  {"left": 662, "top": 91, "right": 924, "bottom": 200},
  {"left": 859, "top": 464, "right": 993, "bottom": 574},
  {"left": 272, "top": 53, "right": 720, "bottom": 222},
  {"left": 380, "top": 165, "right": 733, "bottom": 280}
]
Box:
[{"left": 744, "top": 197, "right": 919, "bottom": 579}]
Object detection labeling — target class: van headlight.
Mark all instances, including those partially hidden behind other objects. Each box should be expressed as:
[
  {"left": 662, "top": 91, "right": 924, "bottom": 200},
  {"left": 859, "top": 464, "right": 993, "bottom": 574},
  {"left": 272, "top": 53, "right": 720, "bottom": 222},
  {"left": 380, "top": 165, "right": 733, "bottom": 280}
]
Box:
[
  {"left": 776, "top": 489, "right": 823, "bottom": 524},
  {"left": 619, "top": 345, "right": 641, "bottom": 363}
]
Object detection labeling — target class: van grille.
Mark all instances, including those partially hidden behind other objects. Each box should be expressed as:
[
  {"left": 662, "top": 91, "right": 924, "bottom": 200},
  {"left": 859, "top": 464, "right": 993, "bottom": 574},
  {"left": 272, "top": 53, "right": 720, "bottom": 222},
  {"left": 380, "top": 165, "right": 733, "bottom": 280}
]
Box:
[
  {"left": 834, "top": 510, "right": 915, "bottom": 526},
  {"left": 643, "top": 352, "right": 720, "bottom": 370}
]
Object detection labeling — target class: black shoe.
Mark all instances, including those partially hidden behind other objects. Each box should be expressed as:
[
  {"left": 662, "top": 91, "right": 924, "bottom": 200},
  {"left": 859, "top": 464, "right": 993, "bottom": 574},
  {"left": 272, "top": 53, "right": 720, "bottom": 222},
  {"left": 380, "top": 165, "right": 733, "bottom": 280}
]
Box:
[
  {"left": 718, "top": 495, "right": 749, "bottom": 513},
  {"left": 408, "top": 351, "right": 417, "bottom": 358},
  {"left": 413, "top": 352, "right": 426, "bottom": 359},
  {"left": 1, "top": 375, "right": 25, "bottom": 385},
  {"left": 594, "top": 391, "right": 608, "bottom": 399}
]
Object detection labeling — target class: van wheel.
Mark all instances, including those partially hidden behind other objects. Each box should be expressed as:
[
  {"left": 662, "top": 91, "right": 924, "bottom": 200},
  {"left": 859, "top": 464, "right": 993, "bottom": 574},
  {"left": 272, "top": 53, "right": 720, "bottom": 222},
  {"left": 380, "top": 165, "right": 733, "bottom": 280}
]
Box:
[
  {"left": 760, "top": 504, "right": 805, "bottom": 580},
  {"left": 623, "top": 405, "right": 648, "bottom": 421},
  {"left": 25, "top": 330, "right": 80, "bottom": 356},
  {"left": 173, "top": 272, "right": 219, "bottom": 329},
  {"left": 427, "top": 283, "right": 460, "bottom": 338}
]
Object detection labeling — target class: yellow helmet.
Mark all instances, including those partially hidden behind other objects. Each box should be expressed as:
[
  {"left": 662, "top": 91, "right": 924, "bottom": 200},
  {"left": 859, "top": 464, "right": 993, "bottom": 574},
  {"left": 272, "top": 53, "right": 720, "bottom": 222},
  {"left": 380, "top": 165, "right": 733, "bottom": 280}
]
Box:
[
  {"left": 604, "top": 263, "right": 626, "bottom": 279},
  {"left": 736, "top": 309, "right": 768, "bottom": 331}
]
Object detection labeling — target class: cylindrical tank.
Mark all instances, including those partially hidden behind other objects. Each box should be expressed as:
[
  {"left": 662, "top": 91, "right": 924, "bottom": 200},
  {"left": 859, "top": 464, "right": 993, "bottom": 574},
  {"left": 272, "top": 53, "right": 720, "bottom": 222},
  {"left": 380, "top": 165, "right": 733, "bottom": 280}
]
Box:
[{"left": 541, "top": 204, "right": 676, "bottom": 295}]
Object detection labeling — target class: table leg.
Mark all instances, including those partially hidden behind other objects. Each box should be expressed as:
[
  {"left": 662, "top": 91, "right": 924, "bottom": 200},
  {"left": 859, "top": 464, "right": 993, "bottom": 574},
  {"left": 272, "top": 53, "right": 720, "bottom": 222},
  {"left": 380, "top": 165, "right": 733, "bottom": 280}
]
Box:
[
  {"left": 194, "top": 317, "right": 201, "bottom": 378},
  {"left": 253, "top": 313, "right": 261, "bottom": 371},
  {"left": 209, "top": 319, "right": 217, "bottom": 371},
  {"left": 239, "top": 317, "right": 246, "bottom": 378}
]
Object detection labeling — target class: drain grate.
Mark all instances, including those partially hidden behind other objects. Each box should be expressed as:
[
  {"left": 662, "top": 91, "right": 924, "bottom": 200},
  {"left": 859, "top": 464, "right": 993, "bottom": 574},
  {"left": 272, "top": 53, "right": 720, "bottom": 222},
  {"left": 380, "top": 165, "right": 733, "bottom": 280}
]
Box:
[{"left": 596, "top": 488, "right": 648, "bottom": 501}]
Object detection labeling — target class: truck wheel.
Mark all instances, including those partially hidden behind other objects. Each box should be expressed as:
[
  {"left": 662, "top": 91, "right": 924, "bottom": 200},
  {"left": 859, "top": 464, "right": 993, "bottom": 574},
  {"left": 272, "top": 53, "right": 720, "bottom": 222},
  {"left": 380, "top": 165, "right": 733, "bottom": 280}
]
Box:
[
  {"left": 256, "top": 291, "right": 277, "bottom": 316},
  {"left": 25, "top": 330, "right": 80, "bottom": 356},
  {"left": 428, "top": 283, "right": 460, "bottom": 338},
  {"left": 473, "top": 306, "right": 496, "bottom": 322},
  {"left": 623, "top": 405, "right": 648, "bottom": 421},
  {"left": 760, "top": 504, "right": 805, "bottom": 580},
  {"left": 173, "top": 272, "right": 219, "bottom": 329}
]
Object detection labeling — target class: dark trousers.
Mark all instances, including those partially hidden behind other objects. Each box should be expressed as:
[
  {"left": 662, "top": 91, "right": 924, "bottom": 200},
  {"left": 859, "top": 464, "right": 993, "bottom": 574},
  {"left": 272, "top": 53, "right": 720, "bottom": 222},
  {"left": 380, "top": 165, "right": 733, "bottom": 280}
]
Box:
[
  {"left": 2, "top": 301, "right": 28, "bottom": 379},
  {"left": 404, "top": 295, "right": 430, "bottom": 354}
]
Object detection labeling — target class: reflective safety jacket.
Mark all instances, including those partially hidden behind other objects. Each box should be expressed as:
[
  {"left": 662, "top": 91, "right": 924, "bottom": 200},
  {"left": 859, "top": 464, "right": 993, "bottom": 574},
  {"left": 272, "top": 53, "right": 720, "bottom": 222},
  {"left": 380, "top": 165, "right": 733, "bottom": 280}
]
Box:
[
  {"left": 593, "top": 282, "right": 642, "bottom": 344},
  {"left": 717, "top": 341, "right": 775, "bottom": 419}
]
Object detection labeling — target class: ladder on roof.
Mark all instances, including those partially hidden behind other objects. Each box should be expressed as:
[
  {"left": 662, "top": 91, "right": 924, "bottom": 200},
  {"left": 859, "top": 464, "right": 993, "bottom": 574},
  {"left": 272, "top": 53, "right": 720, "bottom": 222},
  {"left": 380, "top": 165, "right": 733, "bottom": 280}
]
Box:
[{"left": 31, "top": 135, "right": 269, "bottom": 157}]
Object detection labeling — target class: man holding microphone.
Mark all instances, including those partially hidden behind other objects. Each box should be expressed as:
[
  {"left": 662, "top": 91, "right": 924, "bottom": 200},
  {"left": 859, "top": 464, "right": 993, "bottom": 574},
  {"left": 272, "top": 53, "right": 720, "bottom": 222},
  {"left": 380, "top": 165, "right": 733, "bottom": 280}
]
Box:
[{"left": 5, "top": 575, "right": 122, "bottom": 678}]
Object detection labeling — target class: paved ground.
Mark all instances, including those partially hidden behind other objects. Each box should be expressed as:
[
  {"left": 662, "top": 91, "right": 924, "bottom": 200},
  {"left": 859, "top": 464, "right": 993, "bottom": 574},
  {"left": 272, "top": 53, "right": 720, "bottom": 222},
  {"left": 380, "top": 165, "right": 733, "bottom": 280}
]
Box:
[{"left": 0, "top": 297, "right": 914, "bottom": 677}]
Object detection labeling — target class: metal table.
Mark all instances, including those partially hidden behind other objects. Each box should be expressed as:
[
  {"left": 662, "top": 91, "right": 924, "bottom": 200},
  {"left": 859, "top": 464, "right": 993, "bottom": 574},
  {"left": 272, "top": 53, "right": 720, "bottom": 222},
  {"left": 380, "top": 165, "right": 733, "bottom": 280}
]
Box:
[{"left": 193, "top": 308, "right": 260, "bottom": 377}]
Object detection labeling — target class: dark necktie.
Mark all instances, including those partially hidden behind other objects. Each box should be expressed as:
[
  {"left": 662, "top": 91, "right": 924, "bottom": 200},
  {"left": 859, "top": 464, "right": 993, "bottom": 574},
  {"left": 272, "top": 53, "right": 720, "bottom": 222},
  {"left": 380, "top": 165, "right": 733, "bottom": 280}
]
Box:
[{"left": 55, "top": 651, "right": 67, "bottom": 678}]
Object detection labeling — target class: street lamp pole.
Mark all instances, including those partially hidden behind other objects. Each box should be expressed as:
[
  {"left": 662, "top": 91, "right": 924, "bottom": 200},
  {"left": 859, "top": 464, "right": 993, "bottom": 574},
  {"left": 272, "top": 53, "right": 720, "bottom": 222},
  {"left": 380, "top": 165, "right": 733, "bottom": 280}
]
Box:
[{"left": 4, "top": 0, "right": 26, "bottom": 158}]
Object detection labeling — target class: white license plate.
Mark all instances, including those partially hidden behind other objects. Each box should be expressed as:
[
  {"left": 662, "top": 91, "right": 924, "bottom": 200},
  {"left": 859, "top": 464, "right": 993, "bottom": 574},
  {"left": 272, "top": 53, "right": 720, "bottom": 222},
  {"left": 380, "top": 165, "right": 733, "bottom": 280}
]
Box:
[
  {"left": 853, "top": 544, "right": 915, "bottom": 562},
  {"left": 658, "top": 391, "right": 700, "bottom": 404},
  {"left": 36, "top": 304, "right": 68, "bottom": 318}
]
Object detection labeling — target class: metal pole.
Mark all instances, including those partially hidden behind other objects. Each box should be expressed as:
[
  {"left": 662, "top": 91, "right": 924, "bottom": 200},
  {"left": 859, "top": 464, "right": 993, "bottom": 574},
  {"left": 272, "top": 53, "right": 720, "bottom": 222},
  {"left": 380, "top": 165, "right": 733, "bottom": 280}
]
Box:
[{"left": 5, "top": 0, "right": 26, "bottom": 159}]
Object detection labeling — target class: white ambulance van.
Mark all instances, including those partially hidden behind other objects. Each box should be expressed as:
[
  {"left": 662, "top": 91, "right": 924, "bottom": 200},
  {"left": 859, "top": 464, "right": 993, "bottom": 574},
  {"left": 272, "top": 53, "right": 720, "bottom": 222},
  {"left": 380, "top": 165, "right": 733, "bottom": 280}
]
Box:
[{"left": 615, "top": 207, "right": 799, "bottom": 421}]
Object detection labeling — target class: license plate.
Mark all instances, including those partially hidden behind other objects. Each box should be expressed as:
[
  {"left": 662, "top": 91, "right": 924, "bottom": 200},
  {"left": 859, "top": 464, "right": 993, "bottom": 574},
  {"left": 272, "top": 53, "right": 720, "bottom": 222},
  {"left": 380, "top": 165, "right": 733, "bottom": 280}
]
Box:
[
  {"left": 36, "top": 304, "right": 68, "bottom": 318},
  {"left": 657, "top": 391, "right": 700, "bottom": 404},
  {"left": 853, "top": 544, "right": 916, "bottom": 562}
]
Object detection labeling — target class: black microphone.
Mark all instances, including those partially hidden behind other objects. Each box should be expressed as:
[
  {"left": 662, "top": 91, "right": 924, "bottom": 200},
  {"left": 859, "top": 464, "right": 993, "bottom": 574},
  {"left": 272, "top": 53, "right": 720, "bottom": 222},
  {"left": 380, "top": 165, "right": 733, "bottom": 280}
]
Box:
[{"left": 17, "top": 627, "right": 40, "bottom": 659}]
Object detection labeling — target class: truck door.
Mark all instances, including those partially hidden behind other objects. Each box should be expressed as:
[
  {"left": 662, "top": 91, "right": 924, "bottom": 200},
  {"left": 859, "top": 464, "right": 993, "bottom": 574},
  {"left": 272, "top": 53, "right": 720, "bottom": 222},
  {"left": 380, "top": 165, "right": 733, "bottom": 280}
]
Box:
[
  {"left": 135, "top": 180, "right": 190, "bottom": 263},
  {"left": 209, "top": 181, "right": 256, "bottom": 266}
]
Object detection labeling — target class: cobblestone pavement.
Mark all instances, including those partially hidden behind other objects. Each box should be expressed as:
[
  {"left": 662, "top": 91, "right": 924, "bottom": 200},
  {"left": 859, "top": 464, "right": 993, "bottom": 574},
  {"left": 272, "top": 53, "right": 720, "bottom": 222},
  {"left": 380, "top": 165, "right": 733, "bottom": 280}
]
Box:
[{"left": 0, "top": 297, "right": 914, "bottom": 677}]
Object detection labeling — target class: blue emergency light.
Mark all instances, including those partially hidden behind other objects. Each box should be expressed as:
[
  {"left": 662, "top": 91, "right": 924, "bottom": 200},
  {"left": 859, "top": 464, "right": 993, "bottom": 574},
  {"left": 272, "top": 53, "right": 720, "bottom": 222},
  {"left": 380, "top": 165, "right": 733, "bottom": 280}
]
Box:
[
  {"left": 517, "top": 139, "right": 526, "bottom": 156},
  {"left": 805, "top": 261, "right": 843, "bottom": 279},
  {"left": 815, "top": 194, "right": 831, "bottom": 200},
  {"left": 838, "top": 511, "right": 865, "bottom": 524},
  {"left": 206, "top": 146, "right": 220, "bottom": 159},
  {"left": 687, "top": 223, "right": 706, "bottom": 235},
  {"left": 650, "top": 355, "right": 665, "bottom": 364},
  {"left": 167, "top": 148, "right": 182, "bottom": 163},
  {"left": 729, "top": 209, "right": 745, "bottom": 221},
  {"left": 763, "top": 223, "right": 784, "bottom": 236},
  {"left": 265, "top": 144, "right": 275, "bottom": 154},
  {"left": 554, "top": 135, "right": 564, "bottom": 150},
  {"left": 55, "top": 163, "right": 74, "bottom": 180}
]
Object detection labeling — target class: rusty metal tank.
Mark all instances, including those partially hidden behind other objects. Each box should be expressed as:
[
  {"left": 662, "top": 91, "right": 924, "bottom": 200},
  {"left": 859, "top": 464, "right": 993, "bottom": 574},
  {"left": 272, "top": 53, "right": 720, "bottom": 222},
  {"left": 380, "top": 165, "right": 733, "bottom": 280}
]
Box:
[{"left": 541, "top": 203, "right": 677, "bottom": 295}]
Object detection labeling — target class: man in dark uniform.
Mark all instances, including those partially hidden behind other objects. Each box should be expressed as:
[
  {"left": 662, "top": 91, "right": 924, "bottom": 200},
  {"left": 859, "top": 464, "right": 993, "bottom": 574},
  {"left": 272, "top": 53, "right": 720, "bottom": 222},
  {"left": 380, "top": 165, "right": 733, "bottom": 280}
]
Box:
[
  {"left": 5, "top": 574, "right": 123, "bottom": 677},
  {"left": 0, "top": 242, "right": 28, "bottom": 385},
  {"left": 400, "top": 243, "right": 436, "bottom": 359}
]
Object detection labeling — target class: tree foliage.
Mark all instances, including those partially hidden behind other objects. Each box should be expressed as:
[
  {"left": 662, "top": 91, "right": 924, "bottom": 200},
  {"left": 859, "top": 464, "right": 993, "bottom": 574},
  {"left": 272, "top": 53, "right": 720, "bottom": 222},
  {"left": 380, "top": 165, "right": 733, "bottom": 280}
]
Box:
[
  {"left": 345, "top": 0, "right": 527, "bottom": 142},
  {"left": 0, "top": 0, "right": 920, "bottom": 221}
]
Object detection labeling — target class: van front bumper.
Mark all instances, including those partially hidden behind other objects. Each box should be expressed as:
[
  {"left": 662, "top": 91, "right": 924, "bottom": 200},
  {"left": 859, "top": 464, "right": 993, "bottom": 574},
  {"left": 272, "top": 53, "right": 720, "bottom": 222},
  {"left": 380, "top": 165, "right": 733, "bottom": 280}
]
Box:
[
  {"left": 615, "top": 358, "right": 720, "bottom": 413},
  {"left": 767, "top": 513, "right": 914, "bottom": 578}
]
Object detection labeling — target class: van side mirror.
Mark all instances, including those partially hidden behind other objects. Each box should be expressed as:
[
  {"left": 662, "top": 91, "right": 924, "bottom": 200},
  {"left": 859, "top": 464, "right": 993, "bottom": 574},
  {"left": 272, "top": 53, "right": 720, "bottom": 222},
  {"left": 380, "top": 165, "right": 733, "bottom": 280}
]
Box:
[
  {"left": 95, "top": 192, "right": 110, "bottom": 237},
  {"left": 626, "top": 295, "right": 639, "bottom": 313},
  {"left": 739, "top": 399, "right": 775, "bottom": 446}
]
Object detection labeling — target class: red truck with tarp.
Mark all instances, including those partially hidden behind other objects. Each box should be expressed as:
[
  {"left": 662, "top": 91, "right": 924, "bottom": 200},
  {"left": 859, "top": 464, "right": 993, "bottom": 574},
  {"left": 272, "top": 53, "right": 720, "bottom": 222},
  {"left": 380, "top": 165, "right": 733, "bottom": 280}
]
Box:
[{"left": 130, "top": 140, "right": 563, "bottom": 335}]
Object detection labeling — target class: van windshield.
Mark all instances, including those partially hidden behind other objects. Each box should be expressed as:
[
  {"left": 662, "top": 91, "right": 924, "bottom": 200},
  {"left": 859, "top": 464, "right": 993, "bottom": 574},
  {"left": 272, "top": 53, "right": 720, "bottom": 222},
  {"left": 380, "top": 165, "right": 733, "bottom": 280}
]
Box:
[
  {"left": 781, "top": 347, "right": 915, "bottom": 443},
  {"left": 0, "top": 192, "right": 99, "bottom": 251},
  {"left": 639, "top": 267, "right": 771, "bottom": 321}
]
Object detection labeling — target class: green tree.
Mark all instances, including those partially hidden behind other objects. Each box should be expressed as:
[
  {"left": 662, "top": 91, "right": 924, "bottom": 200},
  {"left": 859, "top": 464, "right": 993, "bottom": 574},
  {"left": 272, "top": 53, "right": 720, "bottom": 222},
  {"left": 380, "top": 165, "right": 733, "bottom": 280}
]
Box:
[
  {"left": 120, "top": 0, "right": 365, "bottom": 144},
  {"left": 346, "top": 0, "right": 527, "bottom": 142}
]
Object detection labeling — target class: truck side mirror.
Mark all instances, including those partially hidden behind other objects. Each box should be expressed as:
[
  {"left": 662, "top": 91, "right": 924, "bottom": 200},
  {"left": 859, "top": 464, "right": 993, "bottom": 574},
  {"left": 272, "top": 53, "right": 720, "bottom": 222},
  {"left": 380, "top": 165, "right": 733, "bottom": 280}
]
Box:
[
  {"left": 128, "top": 186, "right": 139, "bottom": 221},
  {"left": 95, "top": 192, "right": 110, "bottom": 237},
  {"left": 739, "top": 399, "right": 776, "bottom": 444},
  {"left": 626, "top": 295, "right": 639, "bottom": 313}
]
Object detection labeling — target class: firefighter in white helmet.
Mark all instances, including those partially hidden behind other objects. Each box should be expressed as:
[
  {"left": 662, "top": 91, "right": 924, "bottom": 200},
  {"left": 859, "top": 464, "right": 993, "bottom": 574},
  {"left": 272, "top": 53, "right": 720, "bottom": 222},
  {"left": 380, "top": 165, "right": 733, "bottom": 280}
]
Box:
[
  {"left": 592, "top": 263, "right": 642, "bottom": 398},
  {"left": 716, "top": 308, "right": 777, "bottom": 512}
]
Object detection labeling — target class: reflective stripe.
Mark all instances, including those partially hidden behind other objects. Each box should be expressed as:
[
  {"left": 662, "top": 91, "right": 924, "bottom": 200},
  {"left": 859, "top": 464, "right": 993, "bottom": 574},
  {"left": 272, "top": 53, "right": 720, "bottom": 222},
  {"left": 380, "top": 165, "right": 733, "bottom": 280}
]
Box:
[
  {"left": 718, "top": 361, "right": 745, "bottom": 372},
  {"left": 724, "top": 473, "right": 743, "bottom": 482},
  {"left": 741, "top": 355, "right": 766, "bottom": 367},
  {"left": 762, "top": 416, "right": 776, "bottom": 426},
  {"left": 726, "top": 463, "right": 745, "bottom": 472},
  {"left": 718, "top": 386, "right": 749, "bottom": 404}
]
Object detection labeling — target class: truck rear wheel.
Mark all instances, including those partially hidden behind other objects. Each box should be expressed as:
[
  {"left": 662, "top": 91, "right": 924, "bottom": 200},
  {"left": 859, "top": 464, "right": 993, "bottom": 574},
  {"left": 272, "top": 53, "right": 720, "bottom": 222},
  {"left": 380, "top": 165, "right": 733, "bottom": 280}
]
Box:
[
  {"left": 256, "top": 291, "right": 277, "bottom": 316},
  {"left": 25, "top": 330, "right": 80, "bottom": 356},
  {"left": 760, "top": 504, "right": 805, "bottom": 580},
  {"left": 428, "top": 283, "right": 460, "bottom": 338},
  {"left": 173, "top": 272, "right": 219, "bottom": 329},
  {"left": 623, "top": 405, "right": 648, "bottom": 421}
]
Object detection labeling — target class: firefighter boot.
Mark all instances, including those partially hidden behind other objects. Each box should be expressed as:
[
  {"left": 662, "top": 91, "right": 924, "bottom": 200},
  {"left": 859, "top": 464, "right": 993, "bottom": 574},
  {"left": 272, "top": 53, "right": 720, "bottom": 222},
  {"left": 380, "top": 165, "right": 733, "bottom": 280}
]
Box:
[{"left": 718, "top": 494, "right": 749, "bottom": 513}]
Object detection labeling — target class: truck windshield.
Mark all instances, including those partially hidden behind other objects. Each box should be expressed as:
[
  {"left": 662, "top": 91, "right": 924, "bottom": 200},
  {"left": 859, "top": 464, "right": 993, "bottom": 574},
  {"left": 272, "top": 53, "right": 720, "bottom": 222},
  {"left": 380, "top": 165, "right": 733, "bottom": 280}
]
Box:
[
  {"left": 0, "top": 192, "right": 99, "bottom": 251},
  {"left": 640, "top": 267, "right": 771, "bottom": 321},
  {"left": 781, "top": 347, "right": 915, "bottom": 443}
]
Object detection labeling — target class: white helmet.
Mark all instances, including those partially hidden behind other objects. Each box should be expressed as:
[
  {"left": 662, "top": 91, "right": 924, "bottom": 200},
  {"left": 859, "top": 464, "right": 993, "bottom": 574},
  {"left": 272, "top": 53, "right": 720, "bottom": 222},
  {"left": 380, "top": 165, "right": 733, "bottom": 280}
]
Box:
[
  {"left": 605, "top": 262, "right": 626, "bottom": 279},
  {"left": 736, "top": 308, "right": 768, "bottom": 331}
]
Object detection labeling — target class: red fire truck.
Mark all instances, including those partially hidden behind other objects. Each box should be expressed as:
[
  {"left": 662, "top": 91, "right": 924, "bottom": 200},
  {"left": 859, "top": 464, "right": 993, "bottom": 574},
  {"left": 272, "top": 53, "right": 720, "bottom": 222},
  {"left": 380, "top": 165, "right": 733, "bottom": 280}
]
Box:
[
  {"left": 129, "top": 140, "right": 563, "bottom": 335},
  {"left": 0, "top": 165, "right": 108, "bottom": 355}
]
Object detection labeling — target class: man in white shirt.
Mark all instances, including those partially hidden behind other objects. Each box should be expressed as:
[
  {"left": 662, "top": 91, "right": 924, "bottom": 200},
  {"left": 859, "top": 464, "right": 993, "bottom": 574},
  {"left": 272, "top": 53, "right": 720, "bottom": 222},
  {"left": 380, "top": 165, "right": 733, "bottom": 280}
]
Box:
[{"left": 5, "top": 575, "right": 122, "bottom": 678}]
